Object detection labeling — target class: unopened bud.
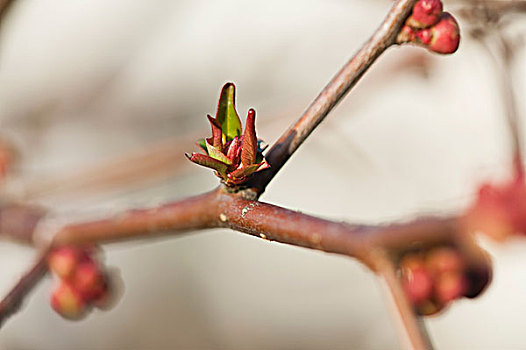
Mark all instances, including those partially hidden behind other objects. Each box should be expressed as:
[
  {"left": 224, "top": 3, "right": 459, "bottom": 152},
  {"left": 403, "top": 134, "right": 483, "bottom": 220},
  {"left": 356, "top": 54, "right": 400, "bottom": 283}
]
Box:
[
  {"left": 47, "top": 247, "right": 79, "bottom": 279},
  {"left": 50, "top": 282, "right": 86, "bottom": 320},
  {"left": 403, "top": 267, "right": 433, "bottom": 305},
  {"left": 72, "top": 262, "right": 107, "bottom": 302},
  {"left": 435, "top": 272, "right": 467, "bottom": 303},
  {"left": 408, "top": 0, "right": 443, "bottom": 28},
  {"left": 426, "top": 247, "right": 464, "bottom": 276},
  {"left": 429, "top": 13, "right": 460, "bottom": 54}
]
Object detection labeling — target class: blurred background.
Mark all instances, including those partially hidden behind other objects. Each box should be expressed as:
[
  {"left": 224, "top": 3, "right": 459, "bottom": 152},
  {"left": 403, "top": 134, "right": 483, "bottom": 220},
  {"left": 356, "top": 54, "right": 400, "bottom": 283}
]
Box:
[{"left": 0, "top": 0, "right": 526, "bottom": 348}]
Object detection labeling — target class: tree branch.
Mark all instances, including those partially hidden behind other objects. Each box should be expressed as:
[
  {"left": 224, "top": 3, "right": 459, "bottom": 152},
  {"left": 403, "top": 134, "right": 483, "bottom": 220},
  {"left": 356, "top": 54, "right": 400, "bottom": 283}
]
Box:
[
  {"left": 492, "top": 32, "right": 524, "bottom": 179},
  {"left": 22, "top": 137, "right": 196, "bottom": 200},
  {"left": 0, "top": 189, "right": 458, "bottom": 269},
  {"left": 466, "top": 15, "right": 524, "bottom": 179},
  {"left": 246, "top": 0, "right": 418, "bottom": 195},
  {"left": 49, "top": 190, "right": 220, "bottom": 246},
  {"left": 0, "top": 254, "right": 48, "bottom": 327},
  {"left": 455, "top": 0, "right": 526, "bottom": 20},
  {"left": 215, "top": 192, "right": 458, "bottom": 269},
  {"left": 375, "top": 251, "right": 434, "bottom": 350},
  {"left": 0, "top": 188, "right": 461, "bottom": 329},
  {"left": 19, "top": 189, "right": 455, "bottom": 271}
]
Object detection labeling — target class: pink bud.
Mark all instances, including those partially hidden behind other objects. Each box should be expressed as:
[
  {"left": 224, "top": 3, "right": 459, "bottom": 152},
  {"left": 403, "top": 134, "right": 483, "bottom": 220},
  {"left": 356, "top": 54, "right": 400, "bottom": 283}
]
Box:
[
  {"left": 91, "top": 280, "right": 111, "bottom": 308},
  {"left": 48, "top": 247, "right": 79, "bottom": 280},
  {"left": 409, "top": 0, "right": 443, "bottom": 28},
  {"left": 403, "top": 267, "right": 433, "bottom": 305},
  {"left": 72, "top": 262, "right": 107, "bottom": 301},
  {"left": 435, "top": 272, "right": 467, "bottom": 303},
  {"left": 50, "top": 282, "right": 86, "bottom": 320},
  {"left": 426, "top": 247, "right": 464, "bottom": 276},
  {"left": 415, "top": 28, "right": 432, "bottom": 45},
  {"left": 429, "top": 13, "right": 460, "bottom": 54}
]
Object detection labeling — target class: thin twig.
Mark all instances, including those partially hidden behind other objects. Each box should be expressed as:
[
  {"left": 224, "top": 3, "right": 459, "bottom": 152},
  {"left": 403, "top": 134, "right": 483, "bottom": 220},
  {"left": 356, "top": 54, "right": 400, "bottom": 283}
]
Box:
[
  {"left": 458, "top": 0, "right": 525, "bottom": 178},
  {"left": 474, "top": 28, "right": 523, "bottom": 179},
  {"left": 493, "top": 32, "right": 524, "bottom": 179},
  {"left": 20, "top": 100, "right": 299, "bottom": 201},
  {"left": 22, "top": 136, "right": 196, "bottom": 200},
  {"left": 375, "top": 250, "right": 434, "bottom": 350},
  {"left": 0, "top": 253, "right": 48, "bottom": 327},
  {"left": 246, "top": 0, "right": 418, "bottom": 195},
  {"left": 454, "top": 0, "right": 526, "bottom": 19}
]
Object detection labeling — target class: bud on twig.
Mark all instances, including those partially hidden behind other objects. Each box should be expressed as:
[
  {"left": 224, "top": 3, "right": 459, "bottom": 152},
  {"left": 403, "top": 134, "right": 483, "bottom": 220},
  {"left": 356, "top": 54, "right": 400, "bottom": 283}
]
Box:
[
  {"left": 428, "top": 13, "right": 460, "bottom": 54},
  {"left": 397, "top": 0, "right": 460, "bottom": 54},
  {"left": 399, "top": 245, "right": 491, "bottom": 316},
  {"left": 47, "top": 247, "right": 79, "bottom": 279},
  {"left": 187, "top": 83, "right": 269, "bottom": 186},
  {"left": 47, "top": 245, "right": 115, "bottom": 320},
  {"left": 407, "top": 0, "right": 443, "bottom": 28},
  {"left": 50, "top": 282, "right": 86, "bottom": 320}
]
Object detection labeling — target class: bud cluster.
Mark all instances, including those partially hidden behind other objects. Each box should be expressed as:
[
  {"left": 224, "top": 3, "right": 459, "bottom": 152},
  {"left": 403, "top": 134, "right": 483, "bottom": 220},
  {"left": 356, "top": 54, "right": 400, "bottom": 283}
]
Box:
[
  {"left": 186, "top": 83, "right": 269, "bottom": 186},
  {"left": 397, "top": 0, "right": 460, "bottom": 54},
  {"left": 399, "top": 246, "right": 491, "bottom": 316},
  {"left": 463, "top": 178, "right": 526, "bottom": 241},
  {"left": 47, "top": 246, "right": 112, "bottom": 320}
]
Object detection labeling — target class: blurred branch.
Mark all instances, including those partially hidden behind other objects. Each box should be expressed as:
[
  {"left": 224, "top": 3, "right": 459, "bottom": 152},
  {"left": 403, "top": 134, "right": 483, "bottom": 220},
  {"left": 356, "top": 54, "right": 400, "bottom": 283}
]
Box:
[
  {"left": 0, "top": 254, "right": 48, "bottom": 327},
  {"left": 20, "top": 99, "right": 301, "bottom": 201},
  {"left": 245, "top": 0, "right": 418, "bottom": 195},
  {"left": 22, "top": 136, "right": 196, "bottom": 200},
  {"left": 376, "top": 251, "right": 434, "bottom": 350},
  {"left": 464, "top": 5, "right": 525, "bottom": 178},
  {"left": 493, "top": 32, "right": 524, "bottom": 179},
  {"left": 455, "top": 0, "right": 526, "bottom": 21}
]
